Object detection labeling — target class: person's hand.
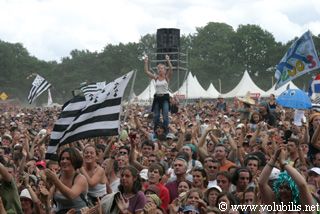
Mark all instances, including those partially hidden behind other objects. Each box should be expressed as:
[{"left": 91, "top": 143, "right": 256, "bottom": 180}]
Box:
[
  {"left": 45, "top": 169, "right": 58, "bottom": 184},
  {"left": 222, "top": 125, "right": 230, "bottom": 134},
  {"left": 23, "top": 172, "right": 30, "bottom": 186},
  {"left": 143, "top": 202, "right": 157, "bottom": 214},
  {"left": 278, "top": 145, "right": 286, "bottom": 166},
  {"left": 144, "top": 55, "right": 149, "bottom": 63},
  {"left": 168, "top": 198, "right": 180, "bottom": 213},
  {"left": 165, "top": 54, "right": 170, "bottom": 61},
  {"left": 39, "top": 185, "right": 49, "bottom": 197},
  {"left": 115, "top": 193, "right": 129, "bottom": 213}
]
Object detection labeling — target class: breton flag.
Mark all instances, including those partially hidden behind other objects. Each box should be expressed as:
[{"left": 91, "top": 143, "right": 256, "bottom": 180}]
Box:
[
  {"left": 275, "top": 31, "right": 320, "bottom": 89},
  {"left": 80, "top": 81, "right": 106, "bottom": 99},
  {"left": 309, "top": 74, "right": 320, "bottom": 104},
  {"left": 28, "top": 74, "right": 52, "bottom": 104},
  {"left": 46, "top": 71, "right": 133, "bottom": 159}
]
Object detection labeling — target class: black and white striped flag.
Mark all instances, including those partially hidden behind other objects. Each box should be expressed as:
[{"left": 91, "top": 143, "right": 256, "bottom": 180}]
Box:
[
  {"left": 28, "top": 74, "right": 51, "bottom": 104},
  {"left": 80, "top": 81, "right": 106, "bottom": 99},
  {"left": 46, "top": 71, "right": 133, "bottom": 159}
]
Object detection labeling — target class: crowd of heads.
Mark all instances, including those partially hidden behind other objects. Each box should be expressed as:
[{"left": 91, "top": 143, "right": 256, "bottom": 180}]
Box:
[{"left": 0, "top": 93, "right": 320, "bottom": 213}]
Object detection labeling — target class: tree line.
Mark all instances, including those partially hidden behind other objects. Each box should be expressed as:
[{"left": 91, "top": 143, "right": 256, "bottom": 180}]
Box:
[{"left": 0, "top": 22, "right": 319, "bottom": 104}]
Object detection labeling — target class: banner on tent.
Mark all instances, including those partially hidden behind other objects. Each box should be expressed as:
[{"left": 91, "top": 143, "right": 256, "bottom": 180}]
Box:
[{"left": 275, "top": 31, "right": 320, "bottom": 89}]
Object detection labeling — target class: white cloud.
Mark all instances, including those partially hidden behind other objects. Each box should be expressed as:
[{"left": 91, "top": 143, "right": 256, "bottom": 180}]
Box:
[{"left": 0, "top": 0, "right": 319, "bottom": 61}]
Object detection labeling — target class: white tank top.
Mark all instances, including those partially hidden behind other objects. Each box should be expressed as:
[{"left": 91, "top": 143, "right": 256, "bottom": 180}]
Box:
[{"left": 155, "top": 78, "right": 169, "bottom": 94}]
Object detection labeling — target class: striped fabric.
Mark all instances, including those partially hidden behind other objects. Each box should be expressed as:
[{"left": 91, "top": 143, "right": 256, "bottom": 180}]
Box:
[
  {"left": 27, "top": 75, "right": 51, "bottom": 104},
  {"left": 46, "top": 71, "right": 133, "bottom": 159}
]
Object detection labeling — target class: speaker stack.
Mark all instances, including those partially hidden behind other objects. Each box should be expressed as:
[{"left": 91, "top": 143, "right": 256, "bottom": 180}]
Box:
[{"left": 156, "top": 28, "right": 180, "bottom": 67}]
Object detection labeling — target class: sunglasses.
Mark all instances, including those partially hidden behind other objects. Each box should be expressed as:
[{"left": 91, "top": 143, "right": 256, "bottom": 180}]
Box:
[{"left": 119, "top": 151, "right": 128, "bottom": 155}]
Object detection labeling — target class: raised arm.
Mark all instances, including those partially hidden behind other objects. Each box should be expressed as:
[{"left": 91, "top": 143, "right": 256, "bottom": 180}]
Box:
[
  {"left": 278, "top": 146, "right": 314, "bottom": 207},
  {"left": 144, "top": 56, "right": 156, "bottom": 79},
  {"left": 80, "top": 166, "right": 105, "bottom": 187},
  {"left": 258, "top": 149, "right": 279, "bottom": 205},
  {"left": 165, "top": 54, "right": 173, "bottom": 81},
  {"left": 45, "top": 169, "right": 88, "bottom": 200}
]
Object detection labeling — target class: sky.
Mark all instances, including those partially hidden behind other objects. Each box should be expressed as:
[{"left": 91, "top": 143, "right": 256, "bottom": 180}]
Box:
[{"left": 0, "top": 0, "right": 320, "bottom": 62}]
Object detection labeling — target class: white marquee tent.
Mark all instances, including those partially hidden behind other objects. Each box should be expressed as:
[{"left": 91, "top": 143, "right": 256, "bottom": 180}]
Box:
[
  {"left": 136, "top": 79, "right": 156, "bottom": 102},
  {"left": 174, "top": 72, "right": 210, "bottom": 99},
  {"left": 222, "top": 70, "right": 267, "bottom": 98},
  {"left": 206, "top": 83, "right": 221, "bottom": 99},
  {"left": 265, "top": 81, "right": 300, "bottom": 97}
]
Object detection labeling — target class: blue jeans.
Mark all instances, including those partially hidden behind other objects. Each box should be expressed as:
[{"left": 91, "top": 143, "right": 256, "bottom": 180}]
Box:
[{"left": 153, "top": 99, "right": 169, "bottom": 133}]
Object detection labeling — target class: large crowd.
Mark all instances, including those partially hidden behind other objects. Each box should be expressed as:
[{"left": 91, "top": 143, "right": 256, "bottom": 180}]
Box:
[{"left": 1, "top": 92, "right": 320, "bottom": 214}]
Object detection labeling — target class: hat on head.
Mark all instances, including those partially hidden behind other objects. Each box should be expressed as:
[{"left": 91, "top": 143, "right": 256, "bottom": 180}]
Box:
[
  {"left": 238, "top": 92, "right": 255, "bottom": 105},
  {"left": 236, "top": 123, "right": 245, "bottom": 129},
  {"left": 207, "top": 183, "right": 222, "bottom": 193},
  {"left": 3, "top": 133, "right": 12, "bottom": 141},
  {"left": 20, "top": 189, "right": 32, "bottom": 201},
  {"left": 145, "top": 184, "right": 160, "bottom": 195},
  {"left": 184, "top": 143, "right": 197, "bottom": 154},
  {"left": 139, "top": 169, "right": 148, "bottom": 180},
  {"left": 166, "top": 133, "right": 176, "bottom": 140},
  {"left": 14, "top": 143, "right": 22, "bottom": 149},
  {"left": 183, "top": 205, "right": 200, "bottom": 214},
  {"left": 36, "top": 160, "right": 46, "bottom": 169},
  {"left": 147, "top": 194, "right": 162, "bottom": 207},
  {"left": 309, "top": 167, "right": 320, "bottom": 175}
]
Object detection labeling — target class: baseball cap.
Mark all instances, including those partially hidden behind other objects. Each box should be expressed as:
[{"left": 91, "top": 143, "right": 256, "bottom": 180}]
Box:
[
  {"left": 309, "top": 167, "right": 320, "bottom": 175},
  {"left": 20, "top": 189, "right": 32, "bottom": 201},
  {"left": 207, "top": 183, "right": 222, "bottom": 193},
  {"left": 36, "top": 160, "right": 46, "bottom": 169},
  {"left": 166, "top": 133, "right": 176, "bottom": 140}
]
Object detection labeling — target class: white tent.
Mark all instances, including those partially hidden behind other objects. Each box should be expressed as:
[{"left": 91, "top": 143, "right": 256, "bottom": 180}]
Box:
[
  {"left": 193, "top": 76, "right": 214, "bottom": 99},
  {"left": 265, "top": 81, "right": 300, "bottom": 97},
  {"left": 174, "top": 72, "right": 209, "bottom": 99},
  {"left": 136, "top": 80, "right": 155, "bottom": 102},
  {"left": 222, "top": 70, "right": 267, "bottom": 98},
  {"left": 206, "top": 83, "right": 221, "bottom": 99}
]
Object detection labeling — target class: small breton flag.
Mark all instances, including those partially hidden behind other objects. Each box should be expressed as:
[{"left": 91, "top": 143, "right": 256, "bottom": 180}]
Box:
[
  {"left": 80, "top": 81, "right": 106, "bottom": 100},
  {"left": 46, "top": 71, "right": 133, "bottom": 159},
  {"left": 27, "top": 74, "right": 51, "bottom": 104}
]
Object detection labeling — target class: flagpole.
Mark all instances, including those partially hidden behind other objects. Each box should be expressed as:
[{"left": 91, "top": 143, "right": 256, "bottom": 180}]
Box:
[{"left": 123, "top": 70, "right": 137, "bottom": 123}]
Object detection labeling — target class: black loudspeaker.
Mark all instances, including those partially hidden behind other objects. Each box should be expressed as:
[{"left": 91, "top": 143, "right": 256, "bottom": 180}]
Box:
[
  {"left": 156, "top": 28, "right": 180, "bottom": 67},
  {"left": 156, "top": 28, "right": 180, "bottom": 50}
]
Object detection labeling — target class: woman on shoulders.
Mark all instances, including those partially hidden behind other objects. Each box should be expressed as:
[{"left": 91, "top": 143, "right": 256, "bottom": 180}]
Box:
[{"left": 144, "top": 54, "right": 173, "bottom": 134}]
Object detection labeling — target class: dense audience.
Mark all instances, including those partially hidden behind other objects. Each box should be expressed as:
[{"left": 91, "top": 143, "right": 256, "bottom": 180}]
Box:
[{"left": 1, "top": 93, "right": 320, "bottom": 214}]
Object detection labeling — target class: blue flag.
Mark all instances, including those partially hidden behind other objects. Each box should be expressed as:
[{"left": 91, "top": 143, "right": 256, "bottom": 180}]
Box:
[{"left": 275, "top": 31, "right": 320, "bottom": 89}]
